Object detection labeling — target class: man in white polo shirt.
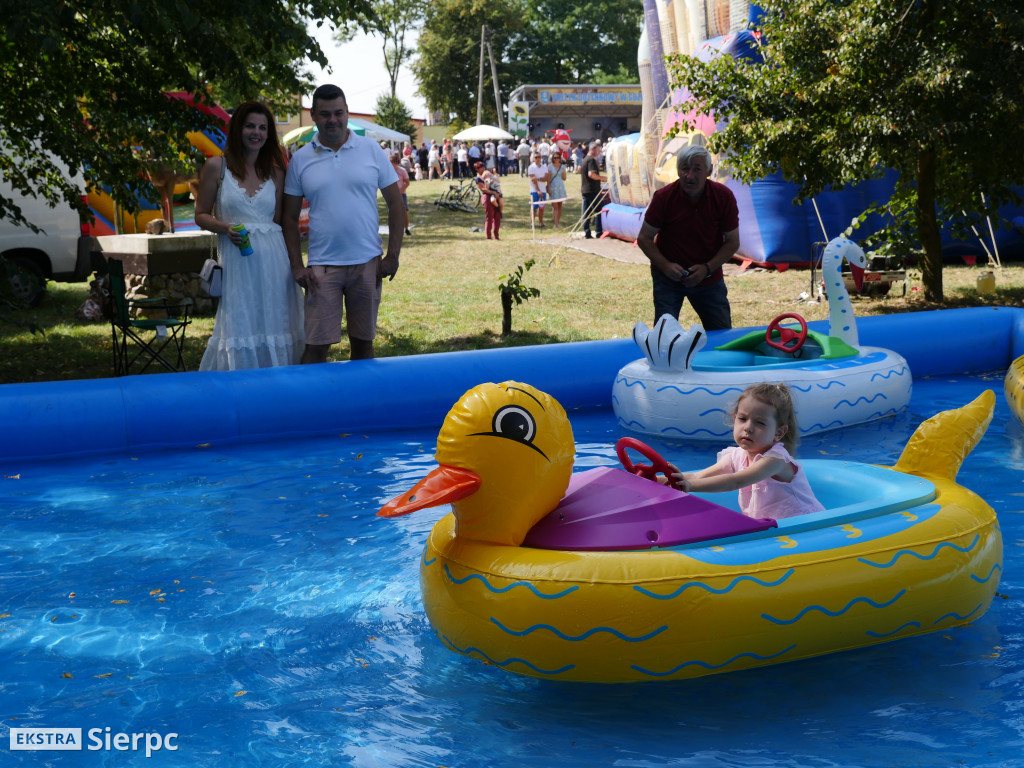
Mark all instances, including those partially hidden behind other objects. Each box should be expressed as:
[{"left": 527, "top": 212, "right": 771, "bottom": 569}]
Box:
[{"left": 283, "top": 84, "right": 404, "bottom": 362}]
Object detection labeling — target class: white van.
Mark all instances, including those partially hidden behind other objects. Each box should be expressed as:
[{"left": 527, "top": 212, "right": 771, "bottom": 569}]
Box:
[{"left": 0, "top": 162, "right": 96, "bottom": 306}]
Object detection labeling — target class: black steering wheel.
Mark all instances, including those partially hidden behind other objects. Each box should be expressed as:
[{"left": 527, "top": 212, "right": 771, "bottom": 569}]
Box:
[
  {"left": 765, "top": 312, "right": 808, "bottom": 354},
  {"left": 616, "top": 437, "right": 675, "bottom": 482}
]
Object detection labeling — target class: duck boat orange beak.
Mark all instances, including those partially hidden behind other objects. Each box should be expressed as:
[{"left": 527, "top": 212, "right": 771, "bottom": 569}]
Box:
[{"left": 378, "top": 465, "right": 481, "bottom": 517}]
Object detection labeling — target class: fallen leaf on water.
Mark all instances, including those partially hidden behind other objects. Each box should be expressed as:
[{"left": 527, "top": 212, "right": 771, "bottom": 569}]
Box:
[
  {"left": 149, "top": 589, "right": 161, "bottom": 596},
  {"left": 317, "top": 514, "right": 329, "bottom": 518},
  {"left": 94, "top": 673, "right": 113, "bottom": 678},
  {"left": 356, "top": 453, "right": 363, "bottom": 460},
  {"left": 196, "top": 443, "right": 211, "bottom": 448},
  {"left": 62, "top": 673, "right": 73, "bottom": 678},
  {"left": 0, "top": 613, "right": 11, "bottom": 619},
  {"left": 50, "top": 616, "right": 57, "bottom": 622},
  {"left": 111, "top": 600, "right": 130, "bottom": 604},
  {"left": 234, "top": 690, "right": 247, "bottom": 697},
  {"left": 4, "top": 474, "right": 20, "bottom": 479},
  {"left": 68, "top": 592, "right": 76, "bottom": 599}
]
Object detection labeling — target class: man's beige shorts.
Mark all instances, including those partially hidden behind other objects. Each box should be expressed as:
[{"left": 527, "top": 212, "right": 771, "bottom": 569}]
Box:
[{"left": 304, "top": 259, "right": 382, "bottom": 345}]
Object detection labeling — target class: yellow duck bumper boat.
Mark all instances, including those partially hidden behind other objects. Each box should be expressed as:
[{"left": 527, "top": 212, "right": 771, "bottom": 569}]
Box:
[{"left": 380, "top": 383, "right": 1002, "bottom": 683}]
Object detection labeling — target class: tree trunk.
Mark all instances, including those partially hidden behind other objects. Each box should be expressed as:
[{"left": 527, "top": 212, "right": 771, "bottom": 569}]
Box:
[
  {"left": 501, "top": 291, "right": 512, "bottom": 335},
  {"left": 916, "top": 145, "right": 944, "bottom": 302}
]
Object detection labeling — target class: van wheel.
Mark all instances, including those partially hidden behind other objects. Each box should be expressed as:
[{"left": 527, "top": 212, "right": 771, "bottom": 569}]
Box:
[{"left": 4, "top": 256, "right": 47, "bottom": 307}]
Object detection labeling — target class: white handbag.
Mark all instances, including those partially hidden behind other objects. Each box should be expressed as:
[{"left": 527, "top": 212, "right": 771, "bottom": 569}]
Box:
[{"left": 200, "top": 258, "right": 222, "bottom": 297}]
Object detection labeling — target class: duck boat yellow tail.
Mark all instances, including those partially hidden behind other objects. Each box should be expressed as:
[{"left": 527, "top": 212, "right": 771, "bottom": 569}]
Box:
[{"left": 379, "top": 383, "right": 1002, "bottom": 683}]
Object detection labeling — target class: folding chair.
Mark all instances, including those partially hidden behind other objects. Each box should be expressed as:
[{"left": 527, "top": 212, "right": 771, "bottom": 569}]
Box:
[{"left": 107, "top": 259, "right": 192, "bottom": 375}]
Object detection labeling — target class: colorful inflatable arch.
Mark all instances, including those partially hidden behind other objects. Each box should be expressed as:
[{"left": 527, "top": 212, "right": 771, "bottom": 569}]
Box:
[
  {"left": 617, "top": 1, "right": 1024, "bottom": 263},
  {"left": 87, "top": 92, "right": 229, "bottom": 235}
]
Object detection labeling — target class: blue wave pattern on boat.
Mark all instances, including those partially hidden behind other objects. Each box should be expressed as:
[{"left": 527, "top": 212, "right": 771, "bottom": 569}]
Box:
[
  {"left": 762, "top": 590, "right": 906, "bottom": 625},
  {"left": 633, "top": 569, "right": 795, "bottom": 599},
  {"left": 971, "top": 563, "right": 1003, "bottom": 583},
  {"left": 800, "top": 418, "right": 847, "bottom": 433},
  {"left": 655, "top": 384, "right": 746, "bottom": 396},
  {"left": 442, "top": 634, "right": 577, "bottom": 676},
  {"left": 857, "top": 534, "right": 980, "bottom": 568},
  {"left": 681, "top": 504, "right": 942, "bottom": 566},
  {"left": 442, "top": 563, "right": 579, "bottom": 598},
  {"left": 614, "top": 376, "right": 647, "bottom": 389},
  {"left": 834, "top": 392, "right": 890, "bottom": 409},
  {"left": 933, "top": 604, "right": 982, "bottom": 624},
  {"left": 631, "top": 645, "right": 798, "bottom": 677},
  {"left": 660, "top": 425, "right": 732, "bottom": 437},
  {"left": 790, "top": 380, "right": 849, "bottom": 393},
  {"left": 870, "top": 366, "right": 909, "bottom": 381},
  {"left": 803, "top": 407, "right": 903, "bottom": 433},
  {"left": 490, "top": 618, "right": 668, "bottom": 642},
  {"left": 865, "top": 621, "right": 922, "bottom": 638}
]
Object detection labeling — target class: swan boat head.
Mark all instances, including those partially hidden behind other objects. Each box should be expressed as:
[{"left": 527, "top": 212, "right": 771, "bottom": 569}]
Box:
[
  {"left": 379, "top": 381, "right": 575, "bottom": 546},
  {"left": 822, "top": 236, "right": 868, "bottom": 347}
]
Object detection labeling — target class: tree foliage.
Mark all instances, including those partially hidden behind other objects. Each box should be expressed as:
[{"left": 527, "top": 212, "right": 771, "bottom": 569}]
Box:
[
  {"left": 413, "top": 0, "right": 523, "bottom": 124},
  {"left": 504, "top": 0, "right": 641, "bottom": 84},
  {"left": 414, "top": 0, "right": 641, "bottom": 124},
  {"left": 668, "top": 0, "right": 1024, "bottom": 301},
  {"left": 334, "top": 0, "right": 427, "bottom": 100},
  {"left": 0, "top": 0, "right": 369, "bottom": 228},
  {"left": 374, "top": 94, "right": 417, "bottom": 139}
]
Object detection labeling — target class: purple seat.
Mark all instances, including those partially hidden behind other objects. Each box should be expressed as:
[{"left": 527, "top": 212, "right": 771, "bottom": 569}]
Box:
[{"left": 522, "top": 467, "right": 777, "bottom": 551}]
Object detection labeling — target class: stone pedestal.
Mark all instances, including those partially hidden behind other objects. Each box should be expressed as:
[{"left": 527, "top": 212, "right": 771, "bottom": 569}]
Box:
[{"left": 95, "top": 232, "right": 219, "bottom": 315}]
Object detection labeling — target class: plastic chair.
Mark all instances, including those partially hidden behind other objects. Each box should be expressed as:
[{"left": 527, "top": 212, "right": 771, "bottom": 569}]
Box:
[{"left": 107, "top": 259, "right": 191, "bottom": 375}]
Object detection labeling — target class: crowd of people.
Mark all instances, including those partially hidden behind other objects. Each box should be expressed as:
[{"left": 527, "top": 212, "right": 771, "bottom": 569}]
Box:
[{"left": 391, "top": 135, "right": 605, "bottom": 182}]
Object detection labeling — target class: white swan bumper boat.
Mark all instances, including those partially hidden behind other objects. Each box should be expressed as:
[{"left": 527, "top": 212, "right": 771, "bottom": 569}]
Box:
[{"left": 613, "top": 238, "right": 912, "bottom": 440}]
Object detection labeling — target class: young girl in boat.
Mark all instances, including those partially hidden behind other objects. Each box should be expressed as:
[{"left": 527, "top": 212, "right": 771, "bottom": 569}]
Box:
[{"left": 668, "top": 382, "right": 824, "bottom": 519}]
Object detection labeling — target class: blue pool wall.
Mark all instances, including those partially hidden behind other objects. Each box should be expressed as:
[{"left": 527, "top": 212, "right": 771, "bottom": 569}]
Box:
[{"left": 3, "top": 306, "right": 1024, "bottom": 463}]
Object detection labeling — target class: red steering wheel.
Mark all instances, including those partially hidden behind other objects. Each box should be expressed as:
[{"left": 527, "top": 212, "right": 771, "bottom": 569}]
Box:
[
  {"left": 765, "top": 312, "right": 808, "bottom": 353},
  {"left": 616, "top": 437, "right": 675, "bottom": 482}
]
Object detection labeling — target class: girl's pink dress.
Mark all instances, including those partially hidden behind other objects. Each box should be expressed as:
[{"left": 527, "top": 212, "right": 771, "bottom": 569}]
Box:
[{"left": 716, "top": 443, "right": 824, "bottom": 520}]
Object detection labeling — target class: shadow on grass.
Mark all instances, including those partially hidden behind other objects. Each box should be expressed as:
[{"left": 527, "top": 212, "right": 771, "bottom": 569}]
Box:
[
  {"left": 854, "top": 285, "right": 1024, "bottom": 315},
  {"left": 378, "top": 328, "right": 567, "bottom": 358}
]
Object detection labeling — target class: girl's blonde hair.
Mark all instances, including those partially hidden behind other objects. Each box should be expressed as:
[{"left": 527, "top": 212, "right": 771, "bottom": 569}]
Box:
[{"left": 731, "top": 382, "right": 800, "bottom": 453}]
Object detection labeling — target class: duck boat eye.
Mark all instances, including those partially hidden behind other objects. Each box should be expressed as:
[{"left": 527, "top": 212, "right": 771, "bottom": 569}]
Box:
[{"left": 492, "top": 405, "right": 536, "bottom": 443}]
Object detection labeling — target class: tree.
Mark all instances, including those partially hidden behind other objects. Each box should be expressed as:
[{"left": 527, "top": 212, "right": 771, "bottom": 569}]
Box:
[
  {"left": 334, "top": 0, "right": 427, "bottom": 101},
  {"left": 375, "top": 94, "right": 417, "bottom": 139},
  {"left": 504, "top": 0, "right": 641, "bottom": 84},
  {"left": 0, "top": 0, "right": 369, "bottom": 228},
  {"left": 668, "top": 0, "right": 1024, "bottom": 301},
  {"left": 413, "top": 0, "right": 523, "bottom": 124}
]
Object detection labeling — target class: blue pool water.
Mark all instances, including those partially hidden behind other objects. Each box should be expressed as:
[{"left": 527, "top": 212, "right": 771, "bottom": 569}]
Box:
[{"left": 2, "top": 373, "right": 1022, "bottom": 767}]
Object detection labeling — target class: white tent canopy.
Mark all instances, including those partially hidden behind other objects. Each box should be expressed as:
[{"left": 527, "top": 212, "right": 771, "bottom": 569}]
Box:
[
  {"left": 452, "top": 124, "right": 514, "bottom": 142},
  {"left": 348, "top": 117, "right": 411, "bottom": 144}
]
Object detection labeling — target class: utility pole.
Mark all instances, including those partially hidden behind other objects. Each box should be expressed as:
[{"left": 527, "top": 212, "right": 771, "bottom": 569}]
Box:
[
  {"left": 486, "top": 28, "right": 504, "bottom": 130},
  {"left": 476, "top": 25, "right": 487, "bottom": 126}
]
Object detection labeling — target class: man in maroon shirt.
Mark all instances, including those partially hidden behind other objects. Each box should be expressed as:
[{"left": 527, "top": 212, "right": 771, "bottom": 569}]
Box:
[{"left": 637, "top": 145, "right": 739, "bottom": 330}]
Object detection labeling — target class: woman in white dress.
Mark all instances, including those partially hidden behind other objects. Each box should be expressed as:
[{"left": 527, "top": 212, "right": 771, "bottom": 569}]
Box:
[{"left": 194, "top": 101, "right": 304, "bottom": 370}]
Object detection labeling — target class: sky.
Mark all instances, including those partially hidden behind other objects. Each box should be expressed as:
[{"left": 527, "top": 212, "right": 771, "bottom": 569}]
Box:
[{"left": 304, "top": 23, "right": 428, "bottom": 119}]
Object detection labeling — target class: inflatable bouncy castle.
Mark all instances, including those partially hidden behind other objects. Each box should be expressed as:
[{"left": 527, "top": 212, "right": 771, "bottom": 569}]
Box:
[
  {"left": 603, "top": 0, "right": 1024, "bottom": 263},
  {"left": 87, "top": 92, "right": 229, "bottom": 235}
]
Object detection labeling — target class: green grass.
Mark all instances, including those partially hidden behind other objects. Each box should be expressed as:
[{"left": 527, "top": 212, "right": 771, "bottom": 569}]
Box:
[{"left": 3, "top": 172, "right": 1022, "bottom": 384}]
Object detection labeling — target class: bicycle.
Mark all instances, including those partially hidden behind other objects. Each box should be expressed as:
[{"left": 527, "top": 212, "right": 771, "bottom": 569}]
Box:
[{"left": 434, "top": 178, "right": 481, "bottom": 213}]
